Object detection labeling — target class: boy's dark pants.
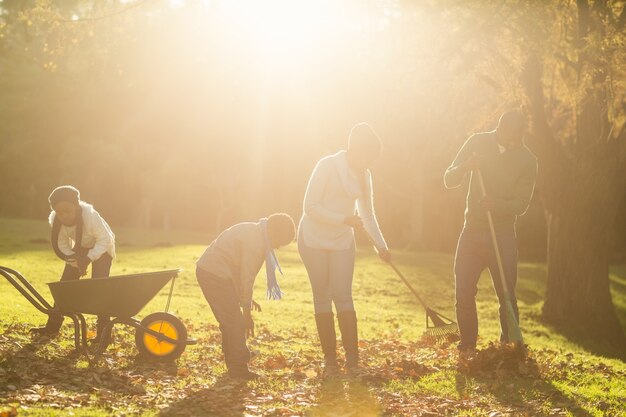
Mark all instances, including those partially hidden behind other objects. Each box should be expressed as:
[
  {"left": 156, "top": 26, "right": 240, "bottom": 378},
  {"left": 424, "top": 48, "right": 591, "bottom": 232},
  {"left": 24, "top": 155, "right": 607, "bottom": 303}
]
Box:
[
  {"left": 454, "top": 230, "right": 519, "bottom": 349},
  {"left": 45, "top": 253, "right": 113, "bottom": 333},
  {"left": 196, "top": 267, "right": 251, "bottom": 374}
]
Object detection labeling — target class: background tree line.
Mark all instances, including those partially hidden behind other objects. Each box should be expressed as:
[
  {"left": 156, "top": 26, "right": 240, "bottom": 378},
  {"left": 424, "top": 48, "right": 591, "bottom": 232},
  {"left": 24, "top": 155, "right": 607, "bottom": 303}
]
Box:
[{"left": 0, "top": 1, "right": 624, "bottom": 347}]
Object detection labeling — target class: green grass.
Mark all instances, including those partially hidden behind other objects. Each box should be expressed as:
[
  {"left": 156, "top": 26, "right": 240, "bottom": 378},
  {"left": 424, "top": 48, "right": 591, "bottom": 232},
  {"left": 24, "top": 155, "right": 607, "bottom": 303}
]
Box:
[{"left": 1, "top": 217, "right": 625, "bottom": 417}]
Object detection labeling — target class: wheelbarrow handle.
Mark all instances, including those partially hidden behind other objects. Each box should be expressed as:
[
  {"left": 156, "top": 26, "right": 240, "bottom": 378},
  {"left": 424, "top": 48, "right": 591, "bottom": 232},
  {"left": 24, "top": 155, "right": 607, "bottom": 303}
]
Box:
[
  {"left": 0, "top": 267, "right": 88, "bottom": 351},
  {"left": 0, "top": 266, "right": 53, "bottom": 310}
]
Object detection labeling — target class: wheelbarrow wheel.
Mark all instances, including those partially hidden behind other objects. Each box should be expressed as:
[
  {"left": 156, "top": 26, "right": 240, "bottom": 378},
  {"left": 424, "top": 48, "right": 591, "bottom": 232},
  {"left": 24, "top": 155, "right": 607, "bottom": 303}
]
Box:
[{"left": 135, "top": 312, "right": 187, "bottom": 361}]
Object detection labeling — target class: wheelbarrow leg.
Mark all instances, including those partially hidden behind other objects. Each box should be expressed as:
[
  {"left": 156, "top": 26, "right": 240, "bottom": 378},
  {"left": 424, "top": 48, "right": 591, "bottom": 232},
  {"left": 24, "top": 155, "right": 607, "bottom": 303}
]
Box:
[
  {"left": 68, "top": 314, "right": 82, "bottom": 351},
  {"left": 77, "top": 313, "right": 88, "bottom": 349}
]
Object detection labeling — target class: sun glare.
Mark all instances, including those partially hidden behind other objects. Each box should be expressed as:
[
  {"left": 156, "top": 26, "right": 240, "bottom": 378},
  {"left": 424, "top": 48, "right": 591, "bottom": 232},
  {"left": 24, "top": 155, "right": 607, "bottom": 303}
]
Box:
[{"left": 221, "top": 0, "right": 351, "bottom": 65}]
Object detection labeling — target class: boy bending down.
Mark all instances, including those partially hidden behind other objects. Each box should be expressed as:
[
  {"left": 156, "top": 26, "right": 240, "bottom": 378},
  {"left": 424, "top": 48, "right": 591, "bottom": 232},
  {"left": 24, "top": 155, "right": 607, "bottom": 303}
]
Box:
[{"left": 196, "top": 213, "right": 295, "bottom": 379}]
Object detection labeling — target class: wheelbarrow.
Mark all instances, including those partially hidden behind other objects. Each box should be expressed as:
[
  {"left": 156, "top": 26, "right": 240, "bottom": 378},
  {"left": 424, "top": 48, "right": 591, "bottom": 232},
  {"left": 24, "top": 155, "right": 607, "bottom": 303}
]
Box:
[{"left": 0, "top": 266, "right": 196, "bottom": 361}]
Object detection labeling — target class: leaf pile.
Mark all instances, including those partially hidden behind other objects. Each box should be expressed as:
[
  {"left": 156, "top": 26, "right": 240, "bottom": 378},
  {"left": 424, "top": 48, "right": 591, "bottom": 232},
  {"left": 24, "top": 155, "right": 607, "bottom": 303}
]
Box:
[
  {"left": 0, "top": 407, "right": 17, "bottom": 417},
  {"left": 456, "top": 342, "right": 540, "bottom": 378},
  {"left": 1, "top": 324, "right": 623, "bottom": 416}
]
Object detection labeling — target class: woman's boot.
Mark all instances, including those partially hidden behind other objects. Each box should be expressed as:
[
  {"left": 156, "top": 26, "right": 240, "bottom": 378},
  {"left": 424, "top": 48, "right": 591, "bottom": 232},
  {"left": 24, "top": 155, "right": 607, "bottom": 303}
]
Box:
[
  {"left": 337, "top": 310, "right": 359, "bottom": 373},
  {"left": 314, "top": 312, "right": 339, "bottom": 376}
]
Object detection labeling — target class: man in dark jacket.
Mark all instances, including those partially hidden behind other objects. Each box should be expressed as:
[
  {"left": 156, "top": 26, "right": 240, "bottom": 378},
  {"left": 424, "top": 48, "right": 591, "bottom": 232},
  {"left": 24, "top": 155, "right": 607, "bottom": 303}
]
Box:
[{"left": 444, "top": 110, "right": 537, "bottom": 352}]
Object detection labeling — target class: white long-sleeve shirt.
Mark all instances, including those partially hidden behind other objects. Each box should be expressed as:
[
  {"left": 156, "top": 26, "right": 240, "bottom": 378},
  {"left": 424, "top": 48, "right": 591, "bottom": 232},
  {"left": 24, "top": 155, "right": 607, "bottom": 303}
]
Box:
[
  {"left": 49, "top": 202, "right": 116, "bottom": 261},
  {"left": 298, "top": 151, "right": 388, "bottom": 251}
]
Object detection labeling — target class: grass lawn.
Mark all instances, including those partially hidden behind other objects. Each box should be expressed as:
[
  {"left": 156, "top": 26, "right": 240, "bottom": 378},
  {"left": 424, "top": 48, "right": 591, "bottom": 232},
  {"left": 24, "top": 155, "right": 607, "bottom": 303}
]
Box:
[{"left": 1, "top": 217, "right": 625, "bottom": 416}]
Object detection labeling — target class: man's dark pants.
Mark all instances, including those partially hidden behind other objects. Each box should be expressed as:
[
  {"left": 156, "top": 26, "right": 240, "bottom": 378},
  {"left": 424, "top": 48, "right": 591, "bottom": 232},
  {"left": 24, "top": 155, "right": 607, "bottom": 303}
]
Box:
[
  {"left": 454, "top": 229, "right": 519, "bottom": 349},
  {"left": 196, "top": 267, "right": 251, "bottom": 374},
  {"left": 45, "top": 253, "right": 113, "bottom": 333}
]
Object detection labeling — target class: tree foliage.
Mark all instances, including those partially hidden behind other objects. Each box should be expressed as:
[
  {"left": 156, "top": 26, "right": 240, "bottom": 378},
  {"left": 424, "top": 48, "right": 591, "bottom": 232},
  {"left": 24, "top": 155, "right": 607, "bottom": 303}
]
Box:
[
  {"left": 0, "top": 1, "right": 625, "bottom": 347},
  {"left": 434, "top": 0, "right": 625, "bottom": 346}
]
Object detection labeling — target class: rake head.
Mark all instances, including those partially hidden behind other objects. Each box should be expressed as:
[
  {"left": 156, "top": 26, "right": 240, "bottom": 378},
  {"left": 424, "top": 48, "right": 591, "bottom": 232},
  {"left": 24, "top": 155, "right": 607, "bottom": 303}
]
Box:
[
  {"left": 421, "top": 308, "right": 460, "bottom": 344},
  {"left": 422, "top": 323, "right": 460, "bottom": 344},
  {"left": 505, "top": 299, "right": 523, "bottom": 344}
]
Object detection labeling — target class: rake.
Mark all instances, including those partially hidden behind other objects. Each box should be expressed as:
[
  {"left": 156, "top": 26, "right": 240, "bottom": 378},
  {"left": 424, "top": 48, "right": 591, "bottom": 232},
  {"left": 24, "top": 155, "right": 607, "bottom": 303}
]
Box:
[
  {"left": 476, "top": 169, "right": 524, "bottom": 345},
  {"left": 365, "top": 231, "right": 459, "bottom": 343},
  {"left": 386, "top": 260, "right": 460, "bottom": 344}
]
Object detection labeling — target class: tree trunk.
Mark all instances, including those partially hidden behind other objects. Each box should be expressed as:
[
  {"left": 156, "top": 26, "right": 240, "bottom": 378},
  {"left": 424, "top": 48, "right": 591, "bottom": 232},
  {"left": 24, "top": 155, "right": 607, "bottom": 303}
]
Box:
[
  {"left": 542, "top": 155, "right": 625, "bottom": 348},
  {"left": 521, "top": 55, "right": 626, "bottom": 349}
]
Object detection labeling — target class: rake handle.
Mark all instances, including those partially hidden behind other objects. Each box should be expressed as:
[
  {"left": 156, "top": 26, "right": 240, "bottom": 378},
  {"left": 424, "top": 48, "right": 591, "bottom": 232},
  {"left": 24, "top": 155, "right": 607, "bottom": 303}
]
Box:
[
  {"left": 475, "top": 169, "right": 512, "bottom": 297},
  {"left": 476, "top": 168, "right": 524, "bottom": 344},
  {"left": 387, "top": 261, "right": 429, "bottom": 310},
  {"left": 362, "top": 227, "right": 430, "bottom": 310},
  {"left": 364, "top": 231, "right": 458, "bottom": 338}
]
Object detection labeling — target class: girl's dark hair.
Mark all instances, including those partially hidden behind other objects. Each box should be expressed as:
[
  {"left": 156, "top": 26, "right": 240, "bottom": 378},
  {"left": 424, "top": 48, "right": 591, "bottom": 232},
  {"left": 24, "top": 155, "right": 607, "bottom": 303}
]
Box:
[
  {"left": 51, "top": 206, "right": 84, "bottom": 261},
  {"left": 48, "top": 185, "right": 81, "bottom": 208},
  {"left": 348, "top": 122, "right": 383, "bottom": 156}
]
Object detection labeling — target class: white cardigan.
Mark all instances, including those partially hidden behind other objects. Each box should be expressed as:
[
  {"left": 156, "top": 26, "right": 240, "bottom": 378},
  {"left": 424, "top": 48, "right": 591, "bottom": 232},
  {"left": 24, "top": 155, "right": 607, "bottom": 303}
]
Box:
[
  {"left": 298, "top": 151, "right": 388, "bottom": 251},
  {"left": 49, "top": 202, "right": 116, "bottom": 261}
]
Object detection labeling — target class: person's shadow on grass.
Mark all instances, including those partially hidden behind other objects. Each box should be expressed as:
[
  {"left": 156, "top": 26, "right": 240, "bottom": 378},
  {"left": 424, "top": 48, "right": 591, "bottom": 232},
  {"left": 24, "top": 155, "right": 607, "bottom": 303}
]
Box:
[
  {"left": 0, "top": 337, "right": 137, "bottom": 399},
  {"left": 307, "top": 377, "right": 382, "bottom": 417},
  {"left": 158, "top": 375, "right": 249, "bottom": 417},
  {"left": 516, "top": 264, "right": 626, "bottom": 361},
  {"left": 454, "top": 354, "right": 593, "bottom": 417}
]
